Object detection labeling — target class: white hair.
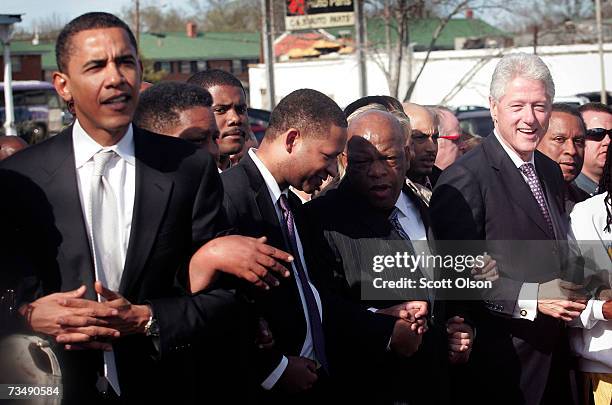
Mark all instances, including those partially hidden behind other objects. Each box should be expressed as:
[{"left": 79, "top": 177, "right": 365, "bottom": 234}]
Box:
[
  {"left": 490, "top": 53, "right": 555, "bottom": 102},
  {"left": 346, "top": 103, "right": 388, "bottom": 123}
]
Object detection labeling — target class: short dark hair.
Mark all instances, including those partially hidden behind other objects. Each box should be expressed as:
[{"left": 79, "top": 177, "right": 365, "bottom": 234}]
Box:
[
  {"left": 187, "top": 69, "right": 245, "bottom": 93},
  {"left": 265, "top": 89, "right": 347, "bottom": 140},
  {"left": 56, "top": 12, "right": 138, "bottom": 73},
  {"left": 551, "top": 103, "right": 586, "bottom": 133},
  {"left": 578, "top": 102, "right": 612, "bottom": 116},
  {"left": 344, "top": 96, "right": 404, "bottom": 118},
  {"left": 133, "top": 81, "right": 213, "bottom": 134}
]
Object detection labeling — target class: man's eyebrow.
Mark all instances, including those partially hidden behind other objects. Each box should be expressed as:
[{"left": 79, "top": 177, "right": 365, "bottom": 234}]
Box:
[
  {"left": 82, "top": 53, "right": 135, "bottom": 69},
  {"left": 83, "top": 58, "right": 107, "bottom": 69},
  {"left": 115, "top": 54, "right": 136, "bottom": 62}
]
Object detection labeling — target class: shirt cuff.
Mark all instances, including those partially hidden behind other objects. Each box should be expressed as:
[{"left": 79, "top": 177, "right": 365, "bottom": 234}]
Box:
[
  {"left": 261, "top": 356, "right": 288, "bottom": 390},
  {"left": 368, "top": 307, "right": 379, "bottom": 313},
  {"left": 512, "top": 283, "right": 538, "bottom": 321},
  {"left": 593, "top": 300, "right": 607, "bottom": 321}
]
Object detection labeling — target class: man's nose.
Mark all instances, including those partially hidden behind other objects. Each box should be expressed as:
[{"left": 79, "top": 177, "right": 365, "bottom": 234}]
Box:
[
  {"left": 327, "top": 160, "right": 338, "bottom": 178},
  {"left": 105, "top": 63, "right": 125, "bottom": 87},
  {"left": 521, "top": 106, "right": 537, "bottom": 126},
  {"left": 227, "top": 108, "right": 242, "bottom": 125}
]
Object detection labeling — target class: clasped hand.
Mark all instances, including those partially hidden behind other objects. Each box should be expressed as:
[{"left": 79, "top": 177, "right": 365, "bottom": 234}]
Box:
[{"left": 20, "top": 282, "right": 151, "bottom": 351}]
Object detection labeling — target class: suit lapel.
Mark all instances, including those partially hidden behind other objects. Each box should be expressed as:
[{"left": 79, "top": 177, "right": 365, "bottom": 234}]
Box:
[
  {"left": 119, "top": 129, "right": 173, "bottom": 295},
  {"left": 484, "top": 136, "right": 554, "bottom": 238},
  {"left": 535, "top": 152, "right": 566, "bottom": 240},
  {"left": 42, "top": 127, "right": 97, "bottom": 299},
  {"left": 241, "top": 154, "right": 286, "bottom": 249}
]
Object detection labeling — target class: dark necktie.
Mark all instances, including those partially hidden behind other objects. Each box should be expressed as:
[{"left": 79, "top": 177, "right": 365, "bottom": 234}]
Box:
[
  {"left": 389, "top": 208, "right": 431, "bottom": 302},
  {"left": 519, "top": 163, "right": 554, "bottom": 235},
  {"left": 278, "top": 194, "right": 329, "bottom": 373},
  {"left": 389, "top": 207, "right": 412, "bottom": 242}
]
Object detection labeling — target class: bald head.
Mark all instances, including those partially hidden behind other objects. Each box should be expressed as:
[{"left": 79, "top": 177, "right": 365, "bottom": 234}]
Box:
[
  {"left": 402, "top": 103, "right": 439, "bottom": 183},
  {"left": 402, "top": 103, "right": 438, "bottom": 134},
  {"left": 345, "top": 110, "right": 407, "bottom": 209},
  {"left": 348, "top": 110, "right": 406, "bottom": 146},
  {"left": 435, "top": 107, "right": 462, "bottom": 169},
  {"left": 0, "top": 136, "right": 28, "bottom": 161}
]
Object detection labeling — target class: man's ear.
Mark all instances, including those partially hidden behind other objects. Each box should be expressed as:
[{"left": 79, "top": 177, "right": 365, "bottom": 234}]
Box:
[
  {"left": 284, "top": 128, "right": 301, "bottom": 153},
  {"left": 340, "top": 151, "right": 348, "bottom": 170},
  {"left": 489, "top": 96, "right": 498, "bottom": 124},
  {"left": 53, "top": 71, "right": 72, "bottom": 103}
]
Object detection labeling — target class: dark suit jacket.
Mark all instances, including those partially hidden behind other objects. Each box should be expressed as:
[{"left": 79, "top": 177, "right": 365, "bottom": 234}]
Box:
[
  {"left": 304, "top": 178, "right": 458, "bottom": 404},
  {"left": 0, "top": 126, "right": 242, "bottom": 403},
  {"left": 221, "top": 153, "right": 397, "bottom": 396},
  {"left": 429, "top": 134, "right": 573, "bottom": 405},
  {"left": 565, "top": 181, "right": 590, "bottom": 212}
]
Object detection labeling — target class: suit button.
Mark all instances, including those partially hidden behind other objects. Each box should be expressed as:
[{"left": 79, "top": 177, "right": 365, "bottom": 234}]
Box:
[{"left": 520, "top": 309, "right": 527, "bottom": 317}]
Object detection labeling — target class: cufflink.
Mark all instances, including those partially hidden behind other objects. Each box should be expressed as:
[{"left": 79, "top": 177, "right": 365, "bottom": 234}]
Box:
[{"left": 520, "top": 309, "right": 527, "bottom": 317}]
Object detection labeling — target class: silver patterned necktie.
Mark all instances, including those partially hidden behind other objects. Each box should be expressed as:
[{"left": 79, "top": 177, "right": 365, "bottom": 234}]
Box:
[
  {"left": 89, "top": 149, "right": 122, "bottom": 396},
  {"left": 519, "top": 163, "right": 554, "bottom": 236}
]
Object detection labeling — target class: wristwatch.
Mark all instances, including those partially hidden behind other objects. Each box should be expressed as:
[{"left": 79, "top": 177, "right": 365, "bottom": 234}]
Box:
[{"left": 144, "top": 309, "right": 160, "bottom": 337}]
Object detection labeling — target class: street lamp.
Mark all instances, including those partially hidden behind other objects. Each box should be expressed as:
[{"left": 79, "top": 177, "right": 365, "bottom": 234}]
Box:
[{"left": 0, "top": 14, "right": 23, "bottom": 136}]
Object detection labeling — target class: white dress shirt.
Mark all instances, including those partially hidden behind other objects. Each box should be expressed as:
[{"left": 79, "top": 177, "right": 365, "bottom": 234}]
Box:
[
  {"left": 395, "top": 191, "right": 433, "bottom": 280},
  {"left": 73, "top": 119, "right": 136, "bottom": 272},
  {"left": 493, "top": 130, "right": 543, "bottom": 321},
  {"left": 248, "top": 148, "right": 323, "bottom": 390},
  {"left": 72, "top": 120, "right": 136, "bottom": 395}
]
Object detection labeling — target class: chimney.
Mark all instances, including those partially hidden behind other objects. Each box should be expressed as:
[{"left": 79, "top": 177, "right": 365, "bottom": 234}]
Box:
[
  {"left": 465, "top": 8, "right": 473, "bottom": 19},
  {"left": 186, "top": 22, "right": 197, "bottom": 38}
]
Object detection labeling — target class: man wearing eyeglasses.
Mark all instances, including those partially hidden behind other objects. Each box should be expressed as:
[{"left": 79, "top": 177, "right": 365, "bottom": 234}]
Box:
[
  {"left": 434, "top": 106, "right": 463, "bottom": 171},
  {"left": 576, "top": 103, "right": 612, "bottom": 196}
]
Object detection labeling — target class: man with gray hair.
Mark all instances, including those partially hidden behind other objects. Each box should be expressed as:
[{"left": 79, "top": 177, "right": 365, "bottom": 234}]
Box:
[{"left": 430, "top": 53, "right": 585, "bottom": 404}]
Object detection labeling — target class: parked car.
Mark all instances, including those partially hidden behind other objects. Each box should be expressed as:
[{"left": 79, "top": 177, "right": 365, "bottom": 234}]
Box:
[
  {"left": 455, "top": 106, "right": 493, "bottom": 138},
  {"left": 248, "top": 108, "right": 270, "bottom": 143},
  {"left": 575, "top": 91, "right": 612, "bottom": 106},
  {"left": 554, "top": 95, "right": 589, "bottom": 106},
  {"left": 0, "top": 81, "right": 71, "bottom": 144}
]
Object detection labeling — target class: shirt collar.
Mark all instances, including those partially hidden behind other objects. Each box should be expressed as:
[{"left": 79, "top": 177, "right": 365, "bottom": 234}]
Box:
[
  {"left": 575, "top": 172, "right": 598, "bottom": 196},
  {"left": 494, "top": 128, "right": 535, "bottom": 169},
  {"left": 73, "top": 119, "right": 136, "bottom": 168},
  {"left": 248, "top": 148, "right": 287, "bottom": 204},
  {"left": 394, "top": 190, "right": 413, "bottom": 219}
]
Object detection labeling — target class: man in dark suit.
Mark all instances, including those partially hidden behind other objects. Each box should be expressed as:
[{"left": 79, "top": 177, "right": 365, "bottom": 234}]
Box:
[
  {"left": 221, "top": 89, "right": 423, "bottom": 402},
  {"left": 0, "top": 13, "right": 242, "bottom": 403},
  {"left": 536, "top": 103, "right": 589, "bottom": 211},
  {"left": 133, "top": 81, "right": 221, "bottom": 165},
  {"left": 430, "top": 53, "right": 587, "bottom": 405},
  {"left": 305, "top": 109, "right": 478, "bottom": 404}
]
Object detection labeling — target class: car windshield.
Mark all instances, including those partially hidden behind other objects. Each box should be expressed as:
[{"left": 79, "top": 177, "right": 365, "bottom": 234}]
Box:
[{"left": 0, "top": 89, "right": 60, "bottom": 108}]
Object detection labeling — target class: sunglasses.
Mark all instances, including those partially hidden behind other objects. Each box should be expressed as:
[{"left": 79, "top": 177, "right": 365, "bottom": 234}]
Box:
[
  {"left": 438, "top": 134, "right": 462, "bottom": 141},
  {"left": 585, "top": 128, "right": 612, "bottom": 141}
]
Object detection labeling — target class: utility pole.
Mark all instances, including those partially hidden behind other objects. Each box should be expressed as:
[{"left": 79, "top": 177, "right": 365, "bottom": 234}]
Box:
[
  {"left": 261, "top": 0, "right": 276, "bottom": 109},
  {"left": 595, "top": 0, "right": 607, "bottom": 104},
  {"left": 135, "top": 0, "right": 140, "bottom": 47},
  {"left": 0, "top": 14, "right": 22, "bottom": 136},
  {"left": 354, "top": 0, "right": 367, "bottom": 97}
]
